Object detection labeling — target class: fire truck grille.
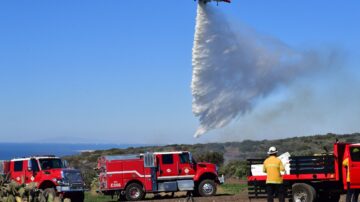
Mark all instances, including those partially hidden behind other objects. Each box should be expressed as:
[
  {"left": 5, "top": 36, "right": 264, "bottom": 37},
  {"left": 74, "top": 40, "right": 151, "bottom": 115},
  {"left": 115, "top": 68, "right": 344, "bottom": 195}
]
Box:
[
  {"left": 70, "top": 183, "right": 84, "bottom": 190},
  {"left": 63, "top": 170, "right": 83, "bottom": 184}
]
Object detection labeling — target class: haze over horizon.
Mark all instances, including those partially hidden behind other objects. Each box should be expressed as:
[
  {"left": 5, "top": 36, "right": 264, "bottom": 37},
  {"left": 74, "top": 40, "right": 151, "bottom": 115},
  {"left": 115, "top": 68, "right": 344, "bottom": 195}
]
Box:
[{"left": 1, "top": 1, "right": 360, "bottom": 144}]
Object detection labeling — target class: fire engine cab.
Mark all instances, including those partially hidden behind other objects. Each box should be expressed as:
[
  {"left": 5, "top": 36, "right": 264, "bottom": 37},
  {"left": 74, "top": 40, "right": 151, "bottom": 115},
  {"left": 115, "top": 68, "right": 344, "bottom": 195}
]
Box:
[
  {"left": 97, "top": 151, "right": 224, "bottom": 201},
  {"left": 1, "top": 155, "right": 85, "bottom": 201}
]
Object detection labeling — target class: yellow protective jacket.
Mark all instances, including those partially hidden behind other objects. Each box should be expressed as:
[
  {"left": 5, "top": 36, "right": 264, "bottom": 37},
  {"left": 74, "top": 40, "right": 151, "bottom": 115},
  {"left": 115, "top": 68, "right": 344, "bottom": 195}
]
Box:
[
  {"left": 263, "top": 155, "right": 285, "bottom": 184},
  {"left": 343, "top": 157, "right": 350, "bottom": 182}
]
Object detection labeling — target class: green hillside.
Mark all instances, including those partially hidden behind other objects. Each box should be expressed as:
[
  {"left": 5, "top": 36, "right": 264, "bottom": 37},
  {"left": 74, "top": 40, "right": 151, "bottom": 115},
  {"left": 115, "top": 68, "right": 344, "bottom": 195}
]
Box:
[{"left": 64, "top": 133, "right": 360, "bottom": 187}]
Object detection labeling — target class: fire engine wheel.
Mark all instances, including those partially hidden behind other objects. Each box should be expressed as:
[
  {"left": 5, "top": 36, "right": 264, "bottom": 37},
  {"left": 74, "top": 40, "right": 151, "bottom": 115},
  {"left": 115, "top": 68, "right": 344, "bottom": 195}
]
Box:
[
  {"left": 125, "top": 183, "right": 145, "bottom": 201},
  {"left": 292, "top": 183, "right": 316, "bottom": 202},
  {"left": 198, "top": 179, "right": 217, "bottom": 197},
  {"left": 38, "top": 194, "right": 46, "bottom": 202},
  {"left": 44, "top": 188, "right": 56, "bottom": 199}
]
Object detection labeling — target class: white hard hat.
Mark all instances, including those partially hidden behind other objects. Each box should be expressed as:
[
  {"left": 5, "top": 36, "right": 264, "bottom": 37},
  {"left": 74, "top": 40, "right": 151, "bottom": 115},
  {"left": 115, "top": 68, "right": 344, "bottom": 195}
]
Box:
[{"left": 267, "top": 146, "right": 278, "bottom": 155}]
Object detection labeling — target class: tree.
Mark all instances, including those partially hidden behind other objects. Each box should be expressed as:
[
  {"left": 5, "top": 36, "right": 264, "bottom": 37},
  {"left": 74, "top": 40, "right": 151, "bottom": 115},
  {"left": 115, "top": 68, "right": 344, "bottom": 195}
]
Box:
[
  {"left": 220, "top": 160, "right": 247, "bottom": 179},
  {"left": 195, "top": 151, "right": 224, "bottom": 166}
]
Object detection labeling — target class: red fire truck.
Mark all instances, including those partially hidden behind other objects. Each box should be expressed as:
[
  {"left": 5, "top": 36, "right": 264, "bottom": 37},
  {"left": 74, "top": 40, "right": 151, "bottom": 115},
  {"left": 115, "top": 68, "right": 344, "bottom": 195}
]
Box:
[
  {"left": 247, "top": 142, "right": 360, "bottom": 202},
  {"left": 97, "top": 151, "right": 224, "bottom": 201},
  {"left": 0, "top": 155, "right": 85, "bottom": 201}
]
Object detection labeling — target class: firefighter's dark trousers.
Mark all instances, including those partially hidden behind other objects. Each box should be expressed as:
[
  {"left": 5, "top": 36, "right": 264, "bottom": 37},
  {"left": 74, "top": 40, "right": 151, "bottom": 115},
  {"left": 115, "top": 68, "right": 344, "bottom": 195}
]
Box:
[
  {"left": 266, "top": 183, "right": 285, "bottom": 202},
  {"left": 346, "top": 182, "right": 359, "bottom": 202}
]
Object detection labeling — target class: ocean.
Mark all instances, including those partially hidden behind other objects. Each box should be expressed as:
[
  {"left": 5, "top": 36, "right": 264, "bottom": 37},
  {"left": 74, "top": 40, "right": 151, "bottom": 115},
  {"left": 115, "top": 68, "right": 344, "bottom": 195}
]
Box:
[{"left": 0, "top": 143, "right": 142, "bottom": 159}]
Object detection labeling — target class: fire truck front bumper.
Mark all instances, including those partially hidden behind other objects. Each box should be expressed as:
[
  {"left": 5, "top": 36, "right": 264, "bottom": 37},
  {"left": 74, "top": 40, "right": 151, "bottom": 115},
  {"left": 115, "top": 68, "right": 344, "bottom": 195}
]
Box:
[
  {"left": 218, "top": 174, "right": 225, "bottom": 184},
  {"left": 56, "top": 184, "right": 85, "bottom": 192}
]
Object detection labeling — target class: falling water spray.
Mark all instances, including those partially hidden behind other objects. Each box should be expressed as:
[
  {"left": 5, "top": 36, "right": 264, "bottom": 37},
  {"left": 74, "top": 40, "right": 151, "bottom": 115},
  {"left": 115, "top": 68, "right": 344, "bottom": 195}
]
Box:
[{"left": 191, "top": 3, "right": 328, "bottom": 137}]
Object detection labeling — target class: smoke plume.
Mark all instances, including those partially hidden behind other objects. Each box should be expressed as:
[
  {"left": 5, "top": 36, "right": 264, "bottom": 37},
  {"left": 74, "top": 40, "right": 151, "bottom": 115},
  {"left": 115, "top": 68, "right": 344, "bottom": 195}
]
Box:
[{"left": 191, "top": 4, "right": 334, "bottom": 137}]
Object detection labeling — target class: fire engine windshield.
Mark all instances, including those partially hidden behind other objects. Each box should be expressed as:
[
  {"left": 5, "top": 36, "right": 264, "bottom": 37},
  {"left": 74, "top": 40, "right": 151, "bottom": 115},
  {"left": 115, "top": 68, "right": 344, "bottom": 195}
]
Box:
[{"left": 39, "top": 158, "right": 64, "bottom": 170}]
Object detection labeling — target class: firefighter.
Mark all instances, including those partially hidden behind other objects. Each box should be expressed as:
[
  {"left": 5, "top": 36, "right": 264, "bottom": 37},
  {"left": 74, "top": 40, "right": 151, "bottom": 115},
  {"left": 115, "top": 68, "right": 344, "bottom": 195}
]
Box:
[
  {"left": 343, "top": 148, "right": 360, "bottom": 202},
  {"left": 263, "top": 146, "right": 285, "bottom": 202}
]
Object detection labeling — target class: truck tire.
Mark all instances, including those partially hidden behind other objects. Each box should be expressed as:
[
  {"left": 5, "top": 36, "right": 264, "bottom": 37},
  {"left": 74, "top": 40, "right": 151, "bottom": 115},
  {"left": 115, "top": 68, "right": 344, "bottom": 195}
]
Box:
[
  {"left": 125, "top": 183, "right": 145, "bottom": 201},
  {"left": 44, "top": 188, "right": 56, "bottom": 200},
  {"left": 292, "top": 183, "right": 316, "bottom": 202},
  {"left": 38, "top": 193, "right": 46, "bottom": 202},
  {"left": 198, "top": 179, "right": 217, "bottom": 197}
]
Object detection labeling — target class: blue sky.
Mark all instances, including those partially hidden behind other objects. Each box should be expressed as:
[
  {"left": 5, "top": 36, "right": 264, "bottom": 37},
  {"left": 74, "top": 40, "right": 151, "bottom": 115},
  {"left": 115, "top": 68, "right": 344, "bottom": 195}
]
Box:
[{"left": 0, "top": 1, "right": 359, "bottom": 144}]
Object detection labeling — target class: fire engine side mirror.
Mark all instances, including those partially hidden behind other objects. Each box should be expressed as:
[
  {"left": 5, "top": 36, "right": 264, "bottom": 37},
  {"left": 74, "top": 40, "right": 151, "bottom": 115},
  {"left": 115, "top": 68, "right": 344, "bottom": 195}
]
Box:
[
  {"left": 189, "top": 152, "right": 193, "bottom": 164},
  {"left": 27, "top": 160, "right": 32, "bottom": 171},
  {"left": 63, "top": 160, "right": 69, "bottom": 168},
  {"left": 144, "top": 153, "right": 156, "bottom": 168}
]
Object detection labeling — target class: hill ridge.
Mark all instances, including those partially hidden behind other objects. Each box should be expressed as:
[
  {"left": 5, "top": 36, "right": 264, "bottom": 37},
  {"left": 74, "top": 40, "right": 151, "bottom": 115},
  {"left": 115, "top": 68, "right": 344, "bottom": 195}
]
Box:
[{"left": 65, "top": 133, "right": 360, "bottom": 186}]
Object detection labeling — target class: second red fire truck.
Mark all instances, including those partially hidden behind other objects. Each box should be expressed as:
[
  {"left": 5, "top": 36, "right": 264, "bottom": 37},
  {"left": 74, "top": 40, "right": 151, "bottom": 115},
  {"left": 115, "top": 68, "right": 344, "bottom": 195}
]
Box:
[{"left": 97, "top": 151, "right": 224, "bottom": 201}]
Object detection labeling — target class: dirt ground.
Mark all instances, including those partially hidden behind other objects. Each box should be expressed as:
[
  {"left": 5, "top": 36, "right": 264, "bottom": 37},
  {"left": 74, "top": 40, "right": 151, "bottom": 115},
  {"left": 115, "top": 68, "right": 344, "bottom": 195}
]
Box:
[
  {"left": 132, "top": 179, "right": 349, "bottom": 202},
  {"left": 137, "top": 193, "right": 262, "bottom": 202},
  {"left": 137, "top": 193, "right": 348, "bottom": 202}
]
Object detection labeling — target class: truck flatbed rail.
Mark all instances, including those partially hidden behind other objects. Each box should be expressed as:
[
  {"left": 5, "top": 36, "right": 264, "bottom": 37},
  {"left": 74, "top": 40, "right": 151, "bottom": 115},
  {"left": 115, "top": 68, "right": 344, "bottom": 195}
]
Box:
[{"left": 247, "top": 154, "right": 337, "bottom": 199}]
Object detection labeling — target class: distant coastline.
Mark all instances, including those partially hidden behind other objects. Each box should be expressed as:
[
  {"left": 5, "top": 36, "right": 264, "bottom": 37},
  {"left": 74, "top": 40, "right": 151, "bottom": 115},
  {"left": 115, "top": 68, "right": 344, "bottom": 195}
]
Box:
[{"left": 0, "top": 143, "right": 148, "bottom": 159}]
